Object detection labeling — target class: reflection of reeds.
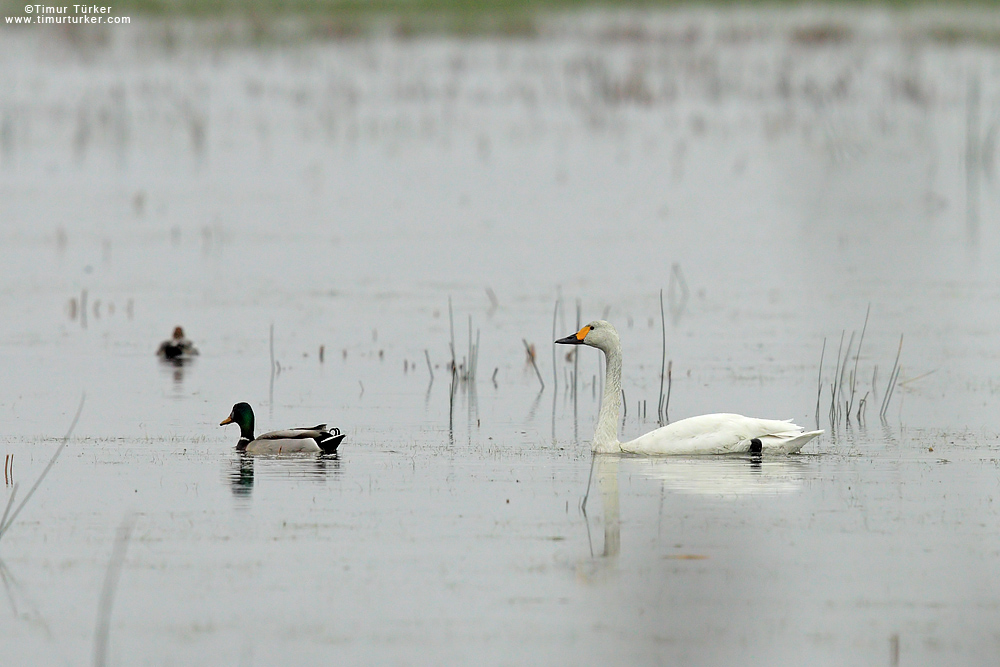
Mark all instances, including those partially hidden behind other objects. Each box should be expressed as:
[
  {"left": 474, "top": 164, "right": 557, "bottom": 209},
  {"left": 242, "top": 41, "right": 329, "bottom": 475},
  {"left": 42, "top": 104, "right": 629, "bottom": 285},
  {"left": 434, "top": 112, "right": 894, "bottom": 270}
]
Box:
[
  {"left": 0, "top": 107, "right": 12, "bottom": 166},
  {"left": 0, "top": 488, "right": 16, "bottom": 539},
  {"left": 467, "top": 315, "right": 479, "bottom": 382},
  {"left": 551, "top": 298, "right": 559, "bottom": 392},
  {"left": 268, "top": 324, "right": 276, "bottom": 416},
  {"left": 0, "top": 395, "right": 84, "bottom": 544},
  {"left": 486, "top": 287, "right": 498, "bottom": 317},
  {"left": 92, "top": 514, "right": 136, "bottom": 667},
  {"left": 667, "top": 263, "right": 688, "bottom": 325},
  {"left": 523, "top": 339, "right": 544, "bottom": 391},
  {"left": 967, "top": 76, "right": 981, "bottom": 238}
]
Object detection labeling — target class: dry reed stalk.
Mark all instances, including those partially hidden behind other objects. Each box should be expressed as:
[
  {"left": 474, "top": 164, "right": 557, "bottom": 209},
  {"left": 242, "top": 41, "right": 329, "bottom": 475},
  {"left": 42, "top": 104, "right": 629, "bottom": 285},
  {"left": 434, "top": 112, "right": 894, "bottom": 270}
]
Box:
[
  {"left": 847, "top": 304, "right": 870, "bottom": 417},
  {"left": 830, "top": 331, "right": 845, "bottom": 424},
  {"left": 657, "top": 288, "right": 666, "bottom": 426},
  {"left": 448, "top": 297, "right": 456, "bottom": 374},
  {"left": 815, "top": 338, "right": 826, "bottom": 423},
  {"left": 665, "top": 361, "right": 673, "bottom": 423},
  {"left": 92, "top": 514, "right": 136, "bottom": 667},
  {"left": 837, "top": 331, "right": 856, "bottom": 422},
  {"left": 551, "top": 299, "right": 559, "bottom": 391},
  {"left": 880, "top": 334, "right": 904, "bottom": 419}
]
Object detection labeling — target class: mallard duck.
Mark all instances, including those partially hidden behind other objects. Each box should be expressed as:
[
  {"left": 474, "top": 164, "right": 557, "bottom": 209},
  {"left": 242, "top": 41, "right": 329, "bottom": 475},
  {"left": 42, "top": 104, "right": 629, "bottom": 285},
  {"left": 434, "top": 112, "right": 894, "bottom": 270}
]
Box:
[
  {"left": 157, "top": 326, "right": 199, "bottom": 360},
  {"left": 220, "top": 402, "right": 345, "bottom": 454},
  {"left": 555, "top": 320, "right": 822, "bottom": 455}
]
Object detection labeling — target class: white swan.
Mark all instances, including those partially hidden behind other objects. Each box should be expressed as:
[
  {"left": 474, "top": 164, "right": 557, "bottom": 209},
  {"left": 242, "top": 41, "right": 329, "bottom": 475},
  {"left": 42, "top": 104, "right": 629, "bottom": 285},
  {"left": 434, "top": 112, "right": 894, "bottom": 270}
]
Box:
[{"left": 555, "top": 320, "right": 822, "bottom": 455}]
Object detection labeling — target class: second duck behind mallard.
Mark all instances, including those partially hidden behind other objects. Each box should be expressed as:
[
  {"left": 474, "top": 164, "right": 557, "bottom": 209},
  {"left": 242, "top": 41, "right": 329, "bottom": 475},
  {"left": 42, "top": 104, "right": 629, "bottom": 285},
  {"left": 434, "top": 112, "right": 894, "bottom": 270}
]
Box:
[
  {"left": 220, "top": 402, "right": 345, "bottom": 454},
  {"left": 158, "top": 326, "right": 199, "bottom": 360}
]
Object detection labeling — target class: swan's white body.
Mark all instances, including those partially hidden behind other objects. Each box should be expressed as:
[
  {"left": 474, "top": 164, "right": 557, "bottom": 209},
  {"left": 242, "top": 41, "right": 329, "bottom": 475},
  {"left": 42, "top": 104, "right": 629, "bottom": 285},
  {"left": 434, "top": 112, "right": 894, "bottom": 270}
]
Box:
[
  {"left": 622, "top": 413, "right": 820, "bottom": 455},
  {"left": 557, "top": 320, "right": 822, "bottom": 455}
]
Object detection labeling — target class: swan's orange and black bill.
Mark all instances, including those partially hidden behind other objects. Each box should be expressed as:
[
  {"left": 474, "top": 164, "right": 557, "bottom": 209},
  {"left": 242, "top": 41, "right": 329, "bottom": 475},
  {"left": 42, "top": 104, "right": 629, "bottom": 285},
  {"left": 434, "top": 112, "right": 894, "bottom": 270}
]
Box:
[
  {"left": 555, "top": 325, "right": 590, "bottom": 345},
  {"left": 220, "top": 414, "right": 234, "bottom": 426}
]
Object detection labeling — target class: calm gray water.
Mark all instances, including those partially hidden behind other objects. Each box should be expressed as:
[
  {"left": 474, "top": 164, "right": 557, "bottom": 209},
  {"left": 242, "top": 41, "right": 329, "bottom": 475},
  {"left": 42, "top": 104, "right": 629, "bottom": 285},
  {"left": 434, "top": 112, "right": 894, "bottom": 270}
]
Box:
[{"left": 3, "top": 8, "right": 1000, "bottom": 665}]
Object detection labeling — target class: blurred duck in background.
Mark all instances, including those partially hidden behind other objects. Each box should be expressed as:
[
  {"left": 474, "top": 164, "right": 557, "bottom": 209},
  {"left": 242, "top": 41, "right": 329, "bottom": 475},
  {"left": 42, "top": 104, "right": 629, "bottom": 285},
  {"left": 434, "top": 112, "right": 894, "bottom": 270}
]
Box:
[{"left": 157, "top": 326, "right": 199, "bottom": 361}]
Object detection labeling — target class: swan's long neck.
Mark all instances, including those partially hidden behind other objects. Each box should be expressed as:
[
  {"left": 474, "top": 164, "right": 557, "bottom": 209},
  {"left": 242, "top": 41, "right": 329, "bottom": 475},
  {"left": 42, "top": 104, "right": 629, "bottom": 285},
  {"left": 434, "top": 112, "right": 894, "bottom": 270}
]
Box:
[{"left": 592, "top": 341, "right": 623, "bottom": 454}]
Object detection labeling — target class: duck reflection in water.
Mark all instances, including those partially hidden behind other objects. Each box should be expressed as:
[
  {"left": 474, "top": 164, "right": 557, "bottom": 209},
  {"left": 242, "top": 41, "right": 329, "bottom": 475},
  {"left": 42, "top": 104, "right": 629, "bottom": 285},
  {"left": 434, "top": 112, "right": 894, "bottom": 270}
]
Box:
[
  {"left": 229, "top": 453, "right": 255, "bottom": 498},
  {"left": 157, "top": 326, "right": 199, "bottom": 387},
  {"left": 227, "top": 452, "right": 342, "bottom": 499}
]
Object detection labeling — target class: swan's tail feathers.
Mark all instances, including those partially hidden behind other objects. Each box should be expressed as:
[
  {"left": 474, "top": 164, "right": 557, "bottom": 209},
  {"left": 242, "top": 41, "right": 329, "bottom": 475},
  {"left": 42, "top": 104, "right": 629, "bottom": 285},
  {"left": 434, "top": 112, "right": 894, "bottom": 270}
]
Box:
[
  {"left": 316, "top": 431, "right": 346, "bottom": 454},
  {"left": 762, "top": 429, "right": 823, "bottom": 454}
]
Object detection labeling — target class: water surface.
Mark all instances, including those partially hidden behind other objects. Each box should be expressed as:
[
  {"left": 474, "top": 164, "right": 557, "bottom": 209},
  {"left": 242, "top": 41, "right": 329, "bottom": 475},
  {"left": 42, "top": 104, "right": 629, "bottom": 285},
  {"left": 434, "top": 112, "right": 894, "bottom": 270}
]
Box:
[{"left": 2, "top": 8, "right": 1000, "bottom": 664}]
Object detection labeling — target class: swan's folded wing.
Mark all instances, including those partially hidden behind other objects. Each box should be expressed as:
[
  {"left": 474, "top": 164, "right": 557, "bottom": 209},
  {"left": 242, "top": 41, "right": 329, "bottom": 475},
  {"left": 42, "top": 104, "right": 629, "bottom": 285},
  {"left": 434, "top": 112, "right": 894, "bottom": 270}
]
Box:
[{"left": 758, "top": 429, "right": 823, "bottom": 454}]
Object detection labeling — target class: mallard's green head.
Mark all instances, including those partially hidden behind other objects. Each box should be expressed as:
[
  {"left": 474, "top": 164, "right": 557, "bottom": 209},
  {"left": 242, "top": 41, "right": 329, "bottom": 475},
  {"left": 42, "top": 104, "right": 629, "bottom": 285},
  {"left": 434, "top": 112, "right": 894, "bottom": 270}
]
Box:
[{"left": 220, "top": 402, "right": 255, "bottom": 440}]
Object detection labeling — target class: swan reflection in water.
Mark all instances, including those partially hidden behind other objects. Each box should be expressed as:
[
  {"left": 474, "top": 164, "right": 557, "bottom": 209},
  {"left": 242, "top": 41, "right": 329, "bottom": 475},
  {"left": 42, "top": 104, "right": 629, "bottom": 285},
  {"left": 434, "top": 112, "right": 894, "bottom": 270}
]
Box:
[
  {"left": 593, "top": 455, "right": 620, "bottom": 559},
  {"left": 226, "top": 452, "right": 342, "bottom": 500},
  {"left": 631, "top": 454, "right": 809, "bottom": 497},
  {"left": 582, "top": 454, "right": 809, "bottom": 566}
]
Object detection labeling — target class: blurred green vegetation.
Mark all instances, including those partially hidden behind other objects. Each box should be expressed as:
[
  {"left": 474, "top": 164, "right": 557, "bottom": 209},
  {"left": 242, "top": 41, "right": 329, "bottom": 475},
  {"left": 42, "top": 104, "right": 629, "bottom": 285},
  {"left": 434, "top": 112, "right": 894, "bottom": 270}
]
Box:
[
  {"left": 2, "top": 0, "right": 544, "bottom": 37},
  {"left": 5, "top": 0, "right": 1000, "bottom": 16},
  {"left": 4, "top": 0, "right": 1000, "bottom": 40}
]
